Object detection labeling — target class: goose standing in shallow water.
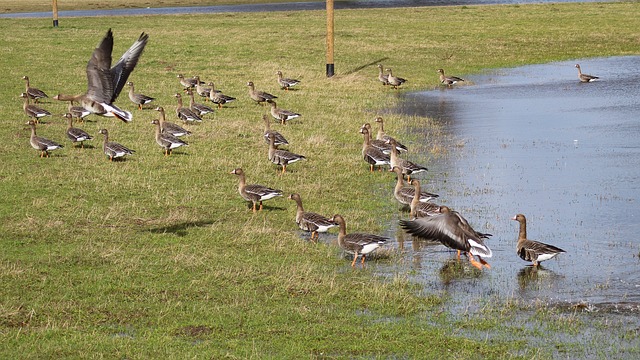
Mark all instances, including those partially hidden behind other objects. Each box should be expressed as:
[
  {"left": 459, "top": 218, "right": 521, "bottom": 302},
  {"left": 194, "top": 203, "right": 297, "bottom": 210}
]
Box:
[
  {"left": 20, "top": 93, "right": 51, "bottom": 122},
  {"left": 75, "top": 29, "right": 149, "bottom": 122},
  {"left": 155, "top": 106, "right": 191, "bottom": 137},
  {"left": 408, "top": 179, "right": 440, "bottom": 219},
  {"left": 267, "top": 133, "right": 305, "bottom": 174},
  {"left": 512, "top": 214, "right": 566, "bottom": 266},
  {"left": 288, "top": 193, "right": 337, "bottom": 242},
  {"left": 151, "top": 119, "right": 188, "bottom": 156},
  {"left": 127, "top": 81, "right": 155, "bottom": 110},
  {"left": 98, "top": 129, "right": 134, "bottom": 161},
  {"left": 276, "top": 71, "right": 301, "bottom": 91},
  {"left": 437, "top": 68, "right": 464, "bottom": 86},
  {"left": 230, "top": 168, "right": 282, "bottom": 212},
  {"left": 22, "top": 76, "right": 48, "bottom": 103},
  {"left": 26, "top": 120, "right": 63, "bottom": 157},
  {"left": 399, "top": 206, "right": 492, "bottom": 270},
  {"left": 391, "top": 166, "right": 438, "bottom": 206},
  {"left": 574, "top": 64, "right": 599, "bottom": 83},
  {"left": 332, "top": 214, "right": 388, "bottom": 267},
  {"left": 63, "top": 113, "right": 93, "bottom": 148},
  {"left": 387, "top": 138, "right": 428, "bottom": 181}
]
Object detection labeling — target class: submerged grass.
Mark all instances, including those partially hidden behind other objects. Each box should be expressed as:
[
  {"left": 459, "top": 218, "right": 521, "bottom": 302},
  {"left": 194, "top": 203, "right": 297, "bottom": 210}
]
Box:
[{"left": 1, "top": 2, "right": 640, "bottom": 357}]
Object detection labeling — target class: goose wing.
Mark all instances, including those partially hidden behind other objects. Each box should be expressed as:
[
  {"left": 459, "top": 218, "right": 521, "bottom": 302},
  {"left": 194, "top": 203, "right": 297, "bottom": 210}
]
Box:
[{"left": 109, "top": 32, "right": 149, "bottom": 102}]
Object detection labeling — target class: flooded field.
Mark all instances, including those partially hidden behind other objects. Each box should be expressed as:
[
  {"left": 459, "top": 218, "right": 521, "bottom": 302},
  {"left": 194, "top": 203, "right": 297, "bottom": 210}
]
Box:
[{"left": 383, "top": 56, "right": 640, "bottom": 313}]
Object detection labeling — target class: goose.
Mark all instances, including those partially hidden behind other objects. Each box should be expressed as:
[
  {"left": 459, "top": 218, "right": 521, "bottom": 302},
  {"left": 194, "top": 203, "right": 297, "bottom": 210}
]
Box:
[
  {"left": 174, "top": 93, "right": 202, "bottom": 123},
  {"left": 127, "top": 81, "right": 155, "bottom": 110},
  {"left": 374, "top": 117, "right": 407, "bottom": 152},
  {"left": 267, "top": 133, "right": 305, "bottom": 174},
  {"left": 288, "top": 193, "right": 337, "bottom": 242},
  {"left": 391, "top": 166, "right": 438, "bottom": 206},
  {"left": 360, "top": 127, "right": 390, "bottom": 172},
  {"left": 187, "top": 89, "right": 214, "bottom": 116},
  {"left": 155, "top": 106, "right": 191, "bottom": 137},
  {"left": 22, "top": 76, "right": 48, "bottom": 103},
  {"left": 574, "top": 64, "right": 599, "bottom": 83},
  {"left": 437, "top": 68, "right": 464, "bottom": 86},
  {"left": 386, "top": 68, "right": 407, "bottom": 89},
  {"left": 98, "top": 128, "right": 134, "bottom": 161},
  {"left": 26, "top": 120, "right": 63, "bottom": 157},
  {"left": 360, "top": 123, "right": 393, "bottom": 154},
  {"left": 263, "top": 114, "right": 288, "bottom": 146},
  {"left": 20, "top": 93, "right": 51, "bottom": 122},
  {"left": 75, "top": 29, "right": 148, "bottom": 122},
  {"left": 177, "top": 74, "right": 201, "bottom": 92},
  {"left": 332, "top": 214, "right": 388, "bottom": 267},
  {"left": 230, "top": 167, "right": 282, "bottom": 212},
  {"left": 399, "top": 206, "right": 492, "bottom": 270},
  {"left": 276, "top": 71, "right": 301, "bottom": 91},
  {"left": 387, "top": 138, "right": 428, "bottom": 181},
  {"left": 207, "top": 82, "right": 236, "bottom": 109},
  {"left": 63, "top": 113, "right": 93, "bottom": 148},
  {"left": 194, "top": 76, "right": 211, "bottom": 98},
  {"left": 151, "top": 119, "right": 188, "bottom": 156},
  {"left": 512, "top": 214, "right": 566, "bottom": 266},
  {"left": 247, "top": 81, "right": 277, "bottom": 105},
  {"left": 376, "top": 64, "right": 389, "bottom": 86},
  {"left": 67, "top": 102, "right": 91, "bottom": 123},
  {"left": 268, "top": 100, "right": 301, "bottom": 125},
  {"left": 408, "top": 179, "right": 440, "bottom": 219}
]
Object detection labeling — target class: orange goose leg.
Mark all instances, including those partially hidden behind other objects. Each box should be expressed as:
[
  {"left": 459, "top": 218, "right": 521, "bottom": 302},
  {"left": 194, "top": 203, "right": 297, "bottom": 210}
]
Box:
[
  {"left": 467, "top": 253, "right": 483, "bottom": 270},
  {"left": 479, "top": 257, "right": 491, "bottom": 269},
  {"left": 361, "top": 255, "right": 366, "bottom": 265},
  {"left": 351, "top": 253, "right": 358, "bottom": 267}
]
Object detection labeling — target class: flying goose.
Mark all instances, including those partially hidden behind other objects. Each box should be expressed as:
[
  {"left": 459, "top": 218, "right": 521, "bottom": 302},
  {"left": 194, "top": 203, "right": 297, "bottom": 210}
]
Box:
[
  {"left": 276, "top": 71, "right": 301, "bottom": 91},
  {"left": 512, "top": 214, "right": 566, "bottom": 266},
  {"left": 400, "top": 206, "right": 492, "bottom": 270},
  {"left": 288, "top": 193, "right": 337, "bottom": 242},
  {"left": 155, "top": 106, "right": 191, "bottom": 137},
  {"left": 20, "top": 93, "right": 51, "bottom": 122},
  {"left": 127, "top": 81, "right": 155, "bottom": 110},
  {"left": 77, "top": 29, "right": 148, "bottom": 122},
  {"left": 230, "top": 168, "right": 282, "bottom": 212},
  {"left": 174, "top": 93, "right": 202, "bottom": 123},
  {"left": 332, "top": 214, "right": 388, "bottom": 267},
  {"left": 268, "top": 100, "right": 301, "bottom": 125},
  {"left": 151, "top": 119, "right": 188, "bottom": 156},
  {"left": 437, "top": 68, "right": 464, "bottom": 86},
  {"left": 247, "top": 81, "right": 277, "bottom": 105},
  {"left": 360, "top": 127, "right": 390, "bottom": 172},
  {"left": 63, "top": 113, "right": 93, "bottom": 148},
  {"left": 386, "top": 68, "right": 407, "bottom": 89},
  {"left": 267, "top": 133, "right": 305, "bottom": 174},
  {"left": 22, "top": 76, "right": 48, "bottom": 103},
  {"left": 98, "top": 128, "right": 134, "bottom": 161},
  {"left": 263, "top": 114, "right": 288, "bottom": 146},
  {"left": 574, "top": 64, "right": 599, "bottom": 83},
  {"left": 26, "top": 120, "right": 63, "bottom": 157}
]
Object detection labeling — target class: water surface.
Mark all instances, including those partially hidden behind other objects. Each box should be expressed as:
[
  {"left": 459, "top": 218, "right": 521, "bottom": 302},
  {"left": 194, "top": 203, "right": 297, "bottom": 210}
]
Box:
[{"left": 387, "top": 56, "right": 640, "bottom": 310}]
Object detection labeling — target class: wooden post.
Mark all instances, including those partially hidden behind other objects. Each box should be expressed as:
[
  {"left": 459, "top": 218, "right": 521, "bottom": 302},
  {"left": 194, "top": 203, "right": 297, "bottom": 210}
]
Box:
[
  {"left": 52, "top": 0, "right": 59, "bottom": 27},
  {"left": 326, "top": 0, "right": 335, "bottom": 77}
]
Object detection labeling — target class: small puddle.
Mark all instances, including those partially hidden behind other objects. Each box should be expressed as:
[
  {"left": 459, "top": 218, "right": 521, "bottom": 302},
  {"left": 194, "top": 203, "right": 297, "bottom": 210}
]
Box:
[{"left": 379, "top": 56, "right": 640, "bottom": 314}]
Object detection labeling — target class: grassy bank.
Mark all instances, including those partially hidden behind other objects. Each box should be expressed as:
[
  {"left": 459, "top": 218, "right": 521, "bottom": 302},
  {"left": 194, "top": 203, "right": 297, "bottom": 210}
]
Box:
[{"left": 1, "top": 2, "right": 639, "bottom": 358}]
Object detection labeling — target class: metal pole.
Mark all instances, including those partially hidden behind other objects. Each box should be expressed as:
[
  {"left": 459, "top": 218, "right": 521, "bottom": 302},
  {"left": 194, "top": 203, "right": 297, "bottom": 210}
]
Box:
[
  {"left": 326, "top": 0, "right": 335, "bottom": 77},
  {"left": 52, "top": 0, "right": 59, "bottom": 27}
]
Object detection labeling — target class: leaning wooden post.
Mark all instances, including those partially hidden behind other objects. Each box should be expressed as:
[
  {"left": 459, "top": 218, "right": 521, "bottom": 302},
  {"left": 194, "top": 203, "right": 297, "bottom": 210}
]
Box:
[
  {"left": 52, "top": 0, "right": 59, "bottom": 27},
  {"left": 326, "top": 0, "right": 335, "bottom": 77}
]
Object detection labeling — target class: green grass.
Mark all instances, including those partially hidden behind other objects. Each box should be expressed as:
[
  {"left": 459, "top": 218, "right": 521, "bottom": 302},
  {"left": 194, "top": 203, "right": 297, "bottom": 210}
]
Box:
[{"left": 1, "top": 2, "right": 640, "bottom": 358}]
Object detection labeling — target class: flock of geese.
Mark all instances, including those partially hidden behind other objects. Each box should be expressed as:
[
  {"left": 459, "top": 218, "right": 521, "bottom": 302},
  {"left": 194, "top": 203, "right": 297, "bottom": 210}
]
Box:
[{"left": 20, "top": 29, "right": 584, "bottom": 270}]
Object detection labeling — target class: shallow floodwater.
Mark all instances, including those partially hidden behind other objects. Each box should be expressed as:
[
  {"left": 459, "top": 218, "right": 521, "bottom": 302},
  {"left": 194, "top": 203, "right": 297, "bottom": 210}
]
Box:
[{"left": 385, "top": 56, "right": 640, "bottom": 311}]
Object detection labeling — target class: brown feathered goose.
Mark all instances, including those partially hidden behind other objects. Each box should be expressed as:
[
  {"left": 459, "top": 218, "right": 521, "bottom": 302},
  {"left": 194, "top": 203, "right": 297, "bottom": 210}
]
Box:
[
  {"left": 360, "top": 127, "right": 390, "bottom": 172},
  {"left": 408, "top": 179, "right": 440, "bottom": 219},
  {"left": 127, "top": 81, "right": 155, "bottom": 110},
  {"left": 207, "top": 82, "right": 236, "bottom": 109},
  {"left": 288, "top": 193, "right": 337, "bottom": 242},
  {"left": 247, "top": 81, "right": 277, "bottom": 105},
  {"left": 63, "top": 113, "right": 93, "bottom": 148},
  {"left": 512, "top": 214, "right": 566, "bottom": 266},
  {"left": 377, "top": 64, "right": 389, "bottom": 86},
  {"left": 268, "top": 100, "right": 301, "bottom": 125},
  {"left": 26, "top": 120, "right": 63, "bottom": 157},
  {"left": 67, "top": 102, "right": 91, "bottom": 123},
  {"left": 177, "top": 74, "right": 201, "bottom": 92},
  {"left": 437, "top": 68, "right": 464, "bottom": 86},
  {"left": 386, "top": 68, "right": 407, "bottom": 89},
  {"left": 267, "top": 133, "right": 305, "bottom": 174},
  {"left": 194, "top": 76, "right": 211, "bottom": 99},
  {"left": 22, "top": 76, "right": 48, "bottom": 103},
  {"left": 98, "top": 128, "right": 134, "bottom": 161},
  {"left": 276, "top": 71, "right": 300, "bottom": 91},
  {"left": 332, "top": 214, "right": 388, "bottom": 267},
  {"left": 187, "top": 89, "right": 214, "bottom": 116},
  {"left": 174, "top": 93, "right": 202, "bottom": 123},
  {"left": 76, "top": 29, "right": 148, "bottom": 122},
  {"left": 360, "top": 123, "right": 393, "bottom": 154},
  {"left": 151, "top": 120, "right": 188, "bottom": 156},
  {"left": 387, "top": 138, "right": 428, "bottom": 181},
  {"left": 155, "top": 106, "right": 191, "bottom": 137},
  {"left": 399, "top": 206, "right": 492, "bottom": 270},
  {"left": 374, "top": 117, "right": 407, "bottom": 152},
  {"left": 263, "top": 114, "right": 288, "bottom": 146},
  {"left": 391, "top": 166, "right": 438, "bottom": 206},
  {"left": 574, "top": 64, "right": 599, "bottom": 83},
  {"left": 230, "top": 168, "right": 282, "bottom": 212},
  {"left": 20, "top": 93, "right": 51, "bottom": 122}
]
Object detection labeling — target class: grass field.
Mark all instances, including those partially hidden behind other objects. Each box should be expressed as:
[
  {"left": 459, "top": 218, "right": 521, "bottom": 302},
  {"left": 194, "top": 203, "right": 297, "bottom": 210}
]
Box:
[{"left": 1, "top": 1, "right": 640, "bottom": 358}]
